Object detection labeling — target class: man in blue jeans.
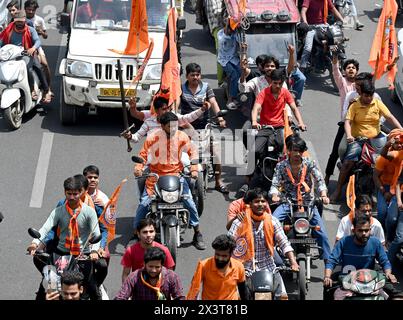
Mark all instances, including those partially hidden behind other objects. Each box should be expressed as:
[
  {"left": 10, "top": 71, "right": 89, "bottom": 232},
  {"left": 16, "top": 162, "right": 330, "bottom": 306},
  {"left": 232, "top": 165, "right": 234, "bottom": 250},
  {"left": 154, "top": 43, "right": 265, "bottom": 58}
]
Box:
[
  {"left": 217, "top": 16, "right": 241, "bottom": 109},
  {"left": 270, "top": 134, "right": 332, "bottom": 262},
  {"left": 133, "top": 112, "right": 206, "bottom": 250}
]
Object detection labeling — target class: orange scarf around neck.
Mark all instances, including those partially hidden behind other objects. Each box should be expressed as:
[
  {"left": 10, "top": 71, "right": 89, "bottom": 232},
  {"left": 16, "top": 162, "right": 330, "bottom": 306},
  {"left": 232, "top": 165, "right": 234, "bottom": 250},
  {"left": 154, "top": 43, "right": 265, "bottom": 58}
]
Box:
[
  {"left": 140, "top": 271, "right": 166, "bottom": 300},
  {"left": 64, "top": 201, "right": 83, "bottom": 255},
  {"left": 286, "top": 164, "right": 310, "bottom": 208}
]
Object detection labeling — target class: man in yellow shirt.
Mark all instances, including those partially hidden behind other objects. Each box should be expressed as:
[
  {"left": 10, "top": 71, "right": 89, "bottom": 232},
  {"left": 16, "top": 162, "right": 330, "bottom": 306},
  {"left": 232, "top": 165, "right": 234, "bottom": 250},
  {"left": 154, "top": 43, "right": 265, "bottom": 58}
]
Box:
[{"left": 330, "top": 81, "right": 402, "bottom": 202}]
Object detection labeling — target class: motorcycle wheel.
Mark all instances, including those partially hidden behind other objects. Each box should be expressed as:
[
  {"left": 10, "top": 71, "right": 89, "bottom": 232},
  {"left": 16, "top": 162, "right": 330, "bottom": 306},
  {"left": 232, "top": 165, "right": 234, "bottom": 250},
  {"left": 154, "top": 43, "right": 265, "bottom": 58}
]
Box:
[
  {"left": 164, "top": 225, "right": 178, "bottom": 263},
  {"left": 4, "top": 99, "right": 23, "bottom": 130},
  {"left": 60, "top": 85, "right": 77, "bottom": 125},
  {"left": 194, "top": 172, "right": 205, "bottom": 217},
  {"left": 297, "top": 260, "right": 307, "bottom": 300}
]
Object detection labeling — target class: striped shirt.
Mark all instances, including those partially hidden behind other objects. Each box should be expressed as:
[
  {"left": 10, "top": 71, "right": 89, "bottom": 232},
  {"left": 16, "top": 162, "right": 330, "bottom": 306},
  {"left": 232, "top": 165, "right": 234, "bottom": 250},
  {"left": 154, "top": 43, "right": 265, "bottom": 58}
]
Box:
[
  {"left": 131, "top": 109, "right": 205, "bottom": 143},
  {"left": 228, "top": 216, "right": 293, "bottom": 277},
  {"left": 205, "top": 0, "right": 225, "bottom": 33},
  {"left": 180, "top": 81, "right": 215, "bottom": 130}
]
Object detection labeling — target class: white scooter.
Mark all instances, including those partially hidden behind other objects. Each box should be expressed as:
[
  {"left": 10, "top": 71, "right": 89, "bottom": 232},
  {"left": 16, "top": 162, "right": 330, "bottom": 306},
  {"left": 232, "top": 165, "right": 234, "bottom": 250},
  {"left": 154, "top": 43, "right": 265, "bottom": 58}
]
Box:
[{"left": 0, "top": 44, "right": 43, "bottom": 129}]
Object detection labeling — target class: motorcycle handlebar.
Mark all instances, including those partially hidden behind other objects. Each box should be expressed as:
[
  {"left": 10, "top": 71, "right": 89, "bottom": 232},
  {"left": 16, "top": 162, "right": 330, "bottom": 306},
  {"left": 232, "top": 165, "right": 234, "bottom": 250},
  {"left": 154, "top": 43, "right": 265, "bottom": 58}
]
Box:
[{"left": 135, "top": 172, "right": 159, "bottom": 180}]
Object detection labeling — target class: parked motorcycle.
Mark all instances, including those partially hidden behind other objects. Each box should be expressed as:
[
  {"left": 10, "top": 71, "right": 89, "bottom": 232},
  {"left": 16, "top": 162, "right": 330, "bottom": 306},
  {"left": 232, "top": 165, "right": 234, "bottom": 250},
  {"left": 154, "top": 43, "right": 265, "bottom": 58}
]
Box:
[
  {"left": 132, "top": 156, "right": 192, "bottom": 263},
  {"left": 0, "top": 44, "right": 43, "bottom": 129},
  {"left": 278, "top": 197, "right": 324, "bottom": 300},
  {"left": 248, "top": 266, "right": 294, "bottom": 300},
  {"left": 28, "top": 228, "right": 108, "bottom": 300}
]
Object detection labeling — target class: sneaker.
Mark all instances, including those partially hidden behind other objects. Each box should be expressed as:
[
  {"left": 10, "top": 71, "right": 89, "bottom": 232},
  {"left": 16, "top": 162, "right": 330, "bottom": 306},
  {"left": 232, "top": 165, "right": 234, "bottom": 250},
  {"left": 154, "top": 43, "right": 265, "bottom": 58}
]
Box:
[
  {"left": 296, "top": 99, "right": 303, "bottom": 108},
  {"left": 226, "top": 101, "right": 238, "bottom": 110},
  {"left": 193, "top": 232, "right": 206, "bottom": 250},
  {"left": 355, "top": 22, "right": 364, "bottom": 30},
  {"left": 237, "top": 184, "right": 249, "bottom": 199}
]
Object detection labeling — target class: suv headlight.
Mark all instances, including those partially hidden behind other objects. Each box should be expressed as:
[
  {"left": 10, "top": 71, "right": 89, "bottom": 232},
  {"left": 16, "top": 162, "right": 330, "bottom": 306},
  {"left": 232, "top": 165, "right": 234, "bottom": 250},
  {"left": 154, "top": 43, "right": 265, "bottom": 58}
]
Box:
[
  {"left": 161, "top": 190, "right": 179, "bottom": 204},
  {"left": 66, "top": 59, "right": 93, "bottom": 78},
  {"left": 143, "top": 64, "right": 161, "bottom": 81}
]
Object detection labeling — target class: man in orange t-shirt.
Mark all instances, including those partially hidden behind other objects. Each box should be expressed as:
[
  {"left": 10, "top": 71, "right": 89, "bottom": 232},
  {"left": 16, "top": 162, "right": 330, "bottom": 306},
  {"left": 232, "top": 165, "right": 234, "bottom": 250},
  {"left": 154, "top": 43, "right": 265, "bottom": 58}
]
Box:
[
  {"left": 186, "top": 234, "right": 246, "bottom": 300},
  {"left": 374, "top": 133, "right": 403, "bottom": 241},
  {"left": 133, "top": 112, "right": 206, "bottom": 250}
]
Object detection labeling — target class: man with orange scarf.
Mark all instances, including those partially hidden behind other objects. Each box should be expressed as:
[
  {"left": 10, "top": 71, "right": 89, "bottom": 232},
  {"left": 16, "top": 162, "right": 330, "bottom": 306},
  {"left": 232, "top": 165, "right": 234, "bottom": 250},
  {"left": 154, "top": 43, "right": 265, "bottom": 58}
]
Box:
[
  {"left": 27, "top": 176, "right": 101, "bottom": 299},
  {"left": 374, "top": 129, "right": 403, "bottom": 242},
  {"left": 0, "top": 10, "right": 50, "bottom": 102},
  {"left": 270, "top": 134, "right": 332, "bottom": 262},
  {"left": 228, "top": 188, "right": 299, "bottom": 300}
]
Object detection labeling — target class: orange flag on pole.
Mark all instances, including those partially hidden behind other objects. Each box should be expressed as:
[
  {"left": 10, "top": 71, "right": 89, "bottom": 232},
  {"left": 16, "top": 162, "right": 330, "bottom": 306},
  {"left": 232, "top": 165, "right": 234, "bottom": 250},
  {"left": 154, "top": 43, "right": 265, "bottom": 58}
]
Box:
[
  {"left": 110, "top": 0, "right": 149, "bottom": 55},
  {"left": 99, "top": 178, "right": 128, "bottom": 246},
  {"left": 158, "top": 8, "right": 181, "bottom": 111},
  {"left": 368, "top": 0, "right": 398, "bottom": 88},
  {"left": 346, "top": 174, "right": 356, "bottom": 212}
]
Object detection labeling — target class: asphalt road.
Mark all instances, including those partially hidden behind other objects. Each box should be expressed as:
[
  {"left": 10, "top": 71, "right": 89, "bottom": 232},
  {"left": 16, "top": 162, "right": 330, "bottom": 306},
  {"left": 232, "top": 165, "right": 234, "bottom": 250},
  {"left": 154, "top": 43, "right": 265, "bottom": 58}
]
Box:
[{"left": 0, "top": 0, "right": 402, "bottom": 300}]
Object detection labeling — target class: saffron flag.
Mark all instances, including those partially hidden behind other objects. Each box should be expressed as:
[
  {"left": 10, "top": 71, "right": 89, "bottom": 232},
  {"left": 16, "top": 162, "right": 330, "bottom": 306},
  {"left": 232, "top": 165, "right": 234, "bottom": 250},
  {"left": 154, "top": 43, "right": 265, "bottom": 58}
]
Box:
[
  {"left": 158, "top": 8, "right": 181, "bottom": 111},
  {"left": 346, "top": 175, "right": 356, "bottom": 213},
  {"left": 232, "top": 206, "right": 255, "bottom": 263},
  {"left": 186, "top": 260, "right": 203, "bottom": 300},
  {"left": 368, "top": 0, "right": 398, "bottom": 88},
  {"left": 125, "top": 39, "right": 155, "bottom": 96},
  {"left": 110, "top": 0, "right": 149, "bottom": 55},
  {"left": 99, "top": 178, "right": 128, "bottom": 245},
  {"left": 229, "top": 0, "right": 247, "bottom": 30}
]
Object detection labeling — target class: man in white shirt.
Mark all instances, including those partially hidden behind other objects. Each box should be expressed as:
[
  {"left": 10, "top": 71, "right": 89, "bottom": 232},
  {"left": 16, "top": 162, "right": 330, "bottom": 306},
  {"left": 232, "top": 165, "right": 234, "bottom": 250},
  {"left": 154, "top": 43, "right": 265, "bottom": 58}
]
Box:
[
  {"left": 335, "top": 194, "right": 386, "bottom": 247},
  {"left": 24, "top": 0, "right": 53, "bottom": 96}
]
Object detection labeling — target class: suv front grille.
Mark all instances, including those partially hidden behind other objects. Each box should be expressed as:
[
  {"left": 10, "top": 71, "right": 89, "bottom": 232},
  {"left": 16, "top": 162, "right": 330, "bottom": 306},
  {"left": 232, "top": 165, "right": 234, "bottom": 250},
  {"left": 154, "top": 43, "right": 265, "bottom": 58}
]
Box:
[{"left": 94, "top": 63, "right": 136, "bottom": 81}]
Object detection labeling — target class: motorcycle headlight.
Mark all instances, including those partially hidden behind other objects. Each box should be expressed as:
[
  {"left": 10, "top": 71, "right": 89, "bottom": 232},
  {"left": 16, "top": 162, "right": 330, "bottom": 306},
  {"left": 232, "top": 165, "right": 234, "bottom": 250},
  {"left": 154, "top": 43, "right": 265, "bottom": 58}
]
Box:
[
  {"left": 294, "top": 218, "right": 310, "bottom": 234},
  {"left": 0, "top": 47, "right": 13, "bottom": 61},
  {"left": 143, "top": 64, "right": 161, "bottom": 81},
  {"left": 161, "top": 190, "right": 179, "bottom": 204},
  {"left": 352, "top": 280, "right": 376, "bottom": 295},
  {"left": 66, "top": 59, "right": 93, "bottom": 78}
]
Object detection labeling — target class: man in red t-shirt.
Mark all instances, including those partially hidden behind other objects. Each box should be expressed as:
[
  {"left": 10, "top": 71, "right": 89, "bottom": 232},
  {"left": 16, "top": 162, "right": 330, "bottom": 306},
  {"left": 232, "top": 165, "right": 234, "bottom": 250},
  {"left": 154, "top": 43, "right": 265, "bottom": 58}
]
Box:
[
  {"left": 242, "top": 69, "right": 306, "bottom": 187},
  {"left": 300, "top": 0, "right": 344, "bottom": 70},
  {"left": 121, "top": 219, "right": 175, "bottom": 283}
]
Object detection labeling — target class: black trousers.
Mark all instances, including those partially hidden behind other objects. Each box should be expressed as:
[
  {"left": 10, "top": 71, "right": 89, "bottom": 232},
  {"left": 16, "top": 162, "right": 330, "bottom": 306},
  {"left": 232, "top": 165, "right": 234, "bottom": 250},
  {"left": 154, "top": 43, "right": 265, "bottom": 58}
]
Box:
[
  {"left": 325, "top": 122, "right": 345, "bottom": 177},
  {"left": 23, "top": 55, "right": 49, "bottom": 92},
  {"left": 246, "top": 127, "right": 284, "bottom": 177}
]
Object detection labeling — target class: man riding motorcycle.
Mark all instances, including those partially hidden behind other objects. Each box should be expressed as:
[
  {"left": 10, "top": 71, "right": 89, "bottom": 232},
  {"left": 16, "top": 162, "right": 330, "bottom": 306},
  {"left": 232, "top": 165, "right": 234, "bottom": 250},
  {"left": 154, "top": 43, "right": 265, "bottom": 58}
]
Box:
[
  {"left": 299, "top": 0, "right": 344, "bottom": 72},
  {"left": 239, "top": 69, "right": 306, "bottom": 194},
  {"left": 133, "top": 112, "right": 206, "bottom": 250},
  {"left": 330, "top": 81, "right": 402, "bottom": 202},
  {"left": 270, "top": 134, "right": 332, "bottom": 262},
  {"left": 0, "top": 10, "right": 50, "bottom": 102},
  {"left": 228, "top": 188, "right": 299, "bottom": 300},
  {"left": 324, "top": 214, "right": 397, "bottom": 299},
  {"left": 26, "top": 176, "right": 102, "bottom": 299}
]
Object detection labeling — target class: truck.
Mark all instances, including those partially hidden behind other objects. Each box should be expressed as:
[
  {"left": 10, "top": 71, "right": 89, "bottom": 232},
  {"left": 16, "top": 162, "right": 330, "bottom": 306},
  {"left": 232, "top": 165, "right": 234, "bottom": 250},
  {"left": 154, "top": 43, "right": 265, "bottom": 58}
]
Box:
[{"left": 58, "top": 0, "right": 185, "bottom": 125}]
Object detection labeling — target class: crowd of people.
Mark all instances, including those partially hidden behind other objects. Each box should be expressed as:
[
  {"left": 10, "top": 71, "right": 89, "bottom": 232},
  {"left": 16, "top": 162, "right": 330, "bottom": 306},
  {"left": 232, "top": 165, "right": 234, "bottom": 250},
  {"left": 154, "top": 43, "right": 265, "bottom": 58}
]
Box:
[{"left": 23, "top": 0, "right": 403, "bottom": 301}]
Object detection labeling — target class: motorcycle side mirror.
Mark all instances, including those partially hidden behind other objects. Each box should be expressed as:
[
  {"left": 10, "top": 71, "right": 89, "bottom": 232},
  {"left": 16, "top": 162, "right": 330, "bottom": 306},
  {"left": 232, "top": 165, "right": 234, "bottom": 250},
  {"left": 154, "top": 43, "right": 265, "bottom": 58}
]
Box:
[
  {"left": 131, "top": 156, "right": 145, "bottom": 164},
  {"left": 28, "top": 228, "right": 41, "bottom": 239},
  {"left": 216, "top": 110, "right": 229, "bottom": 117},
  {"left": 0, "top": 211, "right": 3, "bottom": 223},
  {"left": 89, "top": 233, "right": 102, "bottom": 244},
  {"left": 190, "top": 159, "right": 199, "bottom": 166},
  {"left": 177, "top": 17, "right": 186, "bottom": 30}
]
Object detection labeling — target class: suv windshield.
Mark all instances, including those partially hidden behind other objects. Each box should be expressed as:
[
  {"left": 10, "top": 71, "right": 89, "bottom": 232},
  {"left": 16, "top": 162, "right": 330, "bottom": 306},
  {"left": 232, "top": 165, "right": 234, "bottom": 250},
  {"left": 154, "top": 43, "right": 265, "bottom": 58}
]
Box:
[
  {"left": 73, "top": 0, "right": 170, "bottom": 30},
  {"left": 244, "top": 24, "right": 296, "bottom": 66}
]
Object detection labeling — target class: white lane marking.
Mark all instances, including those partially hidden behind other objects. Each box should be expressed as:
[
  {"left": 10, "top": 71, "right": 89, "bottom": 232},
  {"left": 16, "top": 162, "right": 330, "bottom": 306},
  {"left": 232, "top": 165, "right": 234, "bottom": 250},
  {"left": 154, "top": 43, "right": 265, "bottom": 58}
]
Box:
[
  {"left": 29, "top": 133, "right": 54, "bottom": 208},
  {"left": 55, "top": 33, "right": 68, "bottom": 76},
  {"left": 306, "top": 141, "right": 338, "bottom": 221}
]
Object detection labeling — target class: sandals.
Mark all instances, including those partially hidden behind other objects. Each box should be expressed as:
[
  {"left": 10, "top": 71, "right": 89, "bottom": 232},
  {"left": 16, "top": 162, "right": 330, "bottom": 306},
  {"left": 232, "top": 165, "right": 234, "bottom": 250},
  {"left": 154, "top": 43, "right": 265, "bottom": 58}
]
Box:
[
  {"left": 42, "top": 91, "right": 52, "bottom": 104},
  {"left": 215, "top": 184, "right": 229, "bottom": 194}
]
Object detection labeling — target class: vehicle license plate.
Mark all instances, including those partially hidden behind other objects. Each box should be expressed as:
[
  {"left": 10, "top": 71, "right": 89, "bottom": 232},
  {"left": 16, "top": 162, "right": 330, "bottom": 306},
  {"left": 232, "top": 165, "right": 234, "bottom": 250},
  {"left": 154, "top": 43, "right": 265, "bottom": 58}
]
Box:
[{"left": 99, "top": 88, "right": 136, "bottom": 97}]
